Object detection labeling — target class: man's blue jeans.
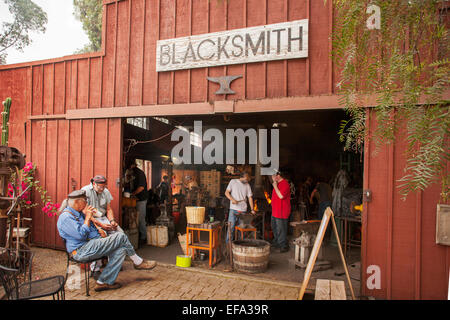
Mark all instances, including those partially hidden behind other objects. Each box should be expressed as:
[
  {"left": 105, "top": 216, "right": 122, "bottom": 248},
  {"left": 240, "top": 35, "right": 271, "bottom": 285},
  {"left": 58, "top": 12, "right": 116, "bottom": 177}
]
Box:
[
  {"left": 226, "top": 209, "right": 241, "bottom": 243},
  {"left": 73, "top": 232, "right": 136, "bottom": 285},
  {"left": 271, "top": 216, "right": 288, "bottom": 249},
  {"left": 137, "top": 200, "right": 148, "bottom": 240}
]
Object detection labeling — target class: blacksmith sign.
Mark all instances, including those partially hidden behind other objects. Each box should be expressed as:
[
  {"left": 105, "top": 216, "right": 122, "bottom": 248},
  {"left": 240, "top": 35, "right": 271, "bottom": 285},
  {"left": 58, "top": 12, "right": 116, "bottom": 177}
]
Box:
[{"left": 156, "top": 19, "right": 308, "bottom": 72}]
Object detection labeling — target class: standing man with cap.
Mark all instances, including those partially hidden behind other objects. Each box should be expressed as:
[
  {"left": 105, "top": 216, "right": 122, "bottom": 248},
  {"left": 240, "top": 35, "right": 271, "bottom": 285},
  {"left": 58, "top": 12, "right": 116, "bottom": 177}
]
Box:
[
  {"left": 57, "top": 190, "right": 157, "bottom": 292},
  {"left": 271, "top": 170, "right": 292, "bottom": 253},
  {"left": 125, "top": 159, "right": 149, "bottom": 245},
  {"left": 82, "top": 175, "right": 122, "bottom": 234},
  {"left": 82, "top": 175, "right": 122, "bottom": 279}
]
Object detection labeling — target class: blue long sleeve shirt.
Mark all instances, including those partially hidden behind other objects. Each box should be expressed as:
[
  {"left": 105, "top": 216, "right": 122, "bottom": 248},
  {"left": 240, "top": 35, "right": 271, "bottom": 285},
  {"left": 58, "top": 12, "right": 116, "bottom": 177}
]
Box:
[{"left": 57, "top": 206, "right": 100, "bottom": 252}]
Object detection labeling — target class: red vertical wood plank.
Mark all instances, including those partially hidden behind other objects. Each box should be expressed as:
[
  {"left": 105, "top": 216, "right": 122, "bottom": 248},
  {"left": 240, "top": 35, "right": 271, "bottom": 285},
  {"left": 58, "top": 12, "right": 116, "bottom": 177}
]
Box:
[
  {"left": 266, "top": 0, "right": 286, "bottom": 98},
  {"left": 28, "top": 66, "right": 33, "bottom": 117},
  {"left": 158, "top": 0, "right": 175, "bottom": 104},
  {"left": 94, "top": 119, "right": 108, "bottom": 176},
  {"left": 225, "top": 0, "right": 245, "bottom": 101},
  {"left": 32, "top": 66, "right": 42, "bottom": 115},
  {"left": 205, "top": 1, "right": 210, "bottom": 101},
  {"left": 306, "top": 0, "right": 310, "bottom": 95},
  {"left": 41, "top": 120, "right": 48, "bottom": 246},
  {"left": 102, "top": 2, "right": 117, "bottom": 107},
  {"left": 42, "top": 64, "right": 54, "bottom": 115},
  {"left": 287, "top": 0, "right": 307, "bottom": 97},
  {"left": 69, "top": 120, "right": 81, "bottom": 190},
  {"left": 129, "top": 0, "right": 145, "bottom": 106},
  {"left": 26, "top": 67, "right": 33, "bottom": 159},
  {"left": 89, "top": 57, "right": 102, "bottom": 108},
  {"left": 105, "top": 119, "right": 109, "bottom": 177},
  {"left": 81, "top": 119, "right": 94, "bottom": 186},
  {"left": 45, "top": 120, "right": 58, "bottom": 248},
  {"left": 7, "top": 69, "right": 27, "bottom": 152},
  {"left": 55, "top": 119, "right": 69, "bottom": 249},
  {"left": 54, "top": 62, "right": 65, "bottom": 114},
  {"left": 189, "top": 0, "right": 208, "bottom": 103},
  {"left": 126, "top": 0, "right": 132, "bottom": 106},
  {"left": 361, "top": 108, "right": 371, "bottom": 298},
  {"left": 87, "top": 58, "right": 91, "bottom": 108},
  {"left": 283, "top": 0, "right": 288, "bottom": 97},
  {"left": 92, "top": 119, "right": 96, "bottom": 178},
  {"left": 363, "top": 111, "right": 389, "bottom": 299},
  {"left": 386, "top": 143, "right": 394, "bottom": 300},
  {"left": 391, "top": 124, "right": 417, "bottom": 300},
  {"left": 206, "top": 0, "right": 226, "bottom": 102},
  {"left": 415, "top": 190, "right": 422, "bottom": 299},
  {"left": 328, "top": 0, "right": 333, "bottom": 94},
  {"left": 245, "top": 0, "right": 265, "bottom": 99},
  {"left": 173, "top": 0, "right": 190, "bottom": 104},
  {"left": 309, "top": 0, "right": 329, "bottom": 95},
  {"left": 65, "top": 61, "right": 73, "bottom": 111},
  {"left": 75, "top": 60, "right": 79, "bottom": 109},
  {"left": 140, "top": 0, "right": 146, "bottom": 105},
  {"left": 142, "top": 0, "right": 158, "bottom": 105},
  {"left": 113, "top": 1, "right": 119, "bottom": 107},
  {"left": 40, "top": 65, "right": 44, "bottom": 115},
  {"left": 30, "top": 121, "right": 45, "bottom": 245},
  {"left": 171, "top": 0, "right": 176, "bottom": 104},
  {"left": 115, "top": 0, "right": 129, "bottom": 107},
  {"left": 420, "top": 176, "right": 448, "bottom": 299},
  {"left": 77, "top": 59, "right": 89, "bottom": 109},
  {"left": 107, "top": 119, "right": 122, "bottom": 223},
  {"left": 187, "top": 0, "right": 192, "bottom": 103}
]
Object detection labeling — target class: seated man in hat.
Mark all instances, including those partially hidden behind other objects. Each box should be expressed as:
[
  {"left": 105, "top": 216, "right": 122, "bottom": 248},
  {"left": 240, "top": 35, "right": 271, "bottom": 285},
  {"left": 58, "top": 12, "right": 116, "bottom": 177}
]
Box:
[
  {"left": 57, "top": 190, "right": 157, "bottom": 292},
  {"left": 81, "top": 175, "right": 123, "bottom": 278},
  {"left": 82, "top": 175, "right": 122, "bottom": 234}
]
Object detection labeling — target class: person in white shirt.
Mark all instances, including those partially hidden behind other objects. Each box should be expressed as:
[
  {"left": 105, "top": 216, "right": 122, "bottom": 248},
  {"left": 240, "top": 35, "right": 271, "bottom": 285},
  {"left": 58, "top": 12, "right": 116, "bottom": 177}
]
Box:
[{"left": 224, "top": 171, "right": 255, "bottom": 242}]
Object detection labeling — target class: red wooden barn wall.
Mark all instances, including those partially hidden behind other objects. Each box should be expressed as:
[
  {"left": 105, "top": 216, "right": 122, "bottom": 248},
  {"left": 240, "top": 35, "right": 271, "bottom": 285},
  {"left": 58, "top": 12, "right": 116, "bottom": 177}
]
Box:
[
  {"left": 0, "top": 0, "right": 448, "bottom": 299},
  {"left": 362, "top": 110, "right": 450, "bottom": 300}
]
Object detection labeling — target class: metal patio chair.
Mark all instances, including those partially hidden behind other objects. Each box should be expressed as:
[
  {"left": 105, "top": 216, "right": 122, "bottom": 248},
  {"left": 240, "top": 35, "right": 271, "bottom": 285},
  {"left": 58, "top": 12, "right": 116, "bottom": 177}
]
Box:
[
  {"left": 61, "top": 238, "right": 102, "bottom": 297},
  {"left": 0, "top": 247, "right": 65, "bottom": 300}
]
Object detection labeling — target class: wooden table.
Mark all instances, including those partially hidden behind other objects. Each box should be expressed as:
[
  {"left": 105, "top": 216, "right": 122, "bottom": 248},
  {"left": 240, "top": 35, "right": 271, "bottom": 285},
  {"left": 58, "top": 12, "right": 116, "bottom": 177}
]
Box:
[
  {"left": 186, "top": 222, "right": 222, "bottom": 268},
  {"left": 335, "top": 216, "right": 361, "bottom": 257}
]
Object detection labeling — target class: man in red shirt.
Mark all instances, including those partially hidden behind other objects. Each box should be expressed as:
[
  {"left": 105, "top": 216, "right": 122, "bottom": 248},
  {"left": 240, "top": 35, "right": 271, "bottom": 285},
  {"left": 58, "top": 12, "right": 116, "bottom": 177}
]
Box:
[{"left": 271, "top": 170, "right": 292, "bottom": 253}]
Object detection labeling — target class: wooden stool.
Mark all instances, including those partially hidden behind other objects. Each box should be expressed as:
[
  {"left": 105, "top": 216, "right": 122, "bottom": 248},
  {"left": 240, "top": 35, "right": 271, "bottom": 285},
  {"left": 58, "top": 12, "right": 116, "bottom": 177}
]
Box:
[
  {"left": 235, "top": 225, "right": 257, "bottom": 240},
  {"left": 186, "top": 222, "right": 222, "bottom": 268}
]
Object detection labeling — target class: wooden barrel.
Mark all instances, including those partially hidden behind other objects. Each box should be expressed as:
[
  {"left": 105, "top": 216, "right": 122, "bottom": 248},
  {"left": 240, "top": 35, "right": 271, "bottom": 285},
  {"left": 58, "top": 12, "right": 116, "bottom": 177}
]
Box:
[{"left": 232, "top": 239, "right": 270, "bottom": 273}]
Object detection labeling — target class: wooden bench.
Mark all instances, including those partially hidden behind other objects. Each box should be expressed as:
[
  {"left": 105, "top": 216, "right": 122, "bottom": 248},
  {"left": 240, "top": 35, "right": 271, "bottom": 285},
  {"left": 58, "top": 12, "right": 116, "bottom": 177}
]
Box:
[{"left": 314, "top": 279, "right": 347, "bottom": 300}]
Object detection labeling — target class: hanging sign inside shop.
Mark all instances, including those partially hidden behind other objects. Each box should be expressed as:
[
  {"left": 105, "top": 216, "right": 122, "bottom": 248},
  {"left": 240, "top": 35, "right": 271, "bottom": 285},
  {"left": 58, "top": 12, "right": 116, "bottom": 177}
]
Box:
[{"left": 156, "top": 19, "right": 308, "bottom": 72}]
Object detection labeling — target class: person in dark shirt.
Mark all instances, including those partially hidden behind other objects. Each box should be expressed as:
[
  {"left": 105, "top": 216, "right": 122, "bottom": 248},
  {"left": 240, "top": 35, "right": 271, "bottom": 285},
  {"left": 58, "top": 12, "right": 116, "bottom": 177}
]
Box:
[
  {"left": 125, "top": 159, "right": 149, "bottom": 244},
  {"left": 156, "top": 175, "right": 170, "bottom": 204},
  {"left": 310, "top": 178, "right": 332, "bottom": 220}
]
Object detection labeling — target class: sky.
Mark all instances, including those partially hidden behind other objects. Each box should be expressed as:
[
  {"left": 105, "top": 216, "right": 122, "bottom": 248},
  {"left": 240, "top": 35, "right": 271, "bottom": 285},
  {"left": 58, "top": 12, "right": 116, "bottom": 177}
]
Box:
[{"left": 0, "top": 0, "right": 90, "bottom": 65}]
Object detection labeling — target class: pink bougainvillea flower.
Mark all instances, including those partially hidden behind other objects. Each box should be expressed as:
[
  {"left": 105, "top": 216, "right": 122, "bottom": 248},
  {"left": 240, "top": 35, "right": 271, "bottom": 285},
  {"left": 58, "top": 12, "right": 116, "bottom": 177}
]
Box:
[{"left": 26, "top": 201, "right": 32, "bottom": 205}]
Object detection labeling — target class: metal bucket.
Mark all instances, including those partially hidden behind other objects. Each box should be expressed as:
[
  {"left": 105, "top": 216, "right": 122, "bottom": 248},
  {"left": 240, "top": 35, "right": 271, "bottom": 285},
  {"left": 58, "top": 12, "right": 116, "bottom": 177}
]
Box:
[{"left": 232, "top": 239, "right": 270, "bottom": 274}]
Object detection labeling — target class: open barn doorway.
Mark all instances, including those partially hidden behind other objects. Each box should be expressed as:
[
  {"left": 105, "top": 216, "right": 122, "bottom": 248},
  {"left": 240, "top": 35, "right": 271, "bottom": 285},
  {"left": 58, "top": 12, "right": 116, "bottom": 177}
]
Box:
[{"left": 120, "top": 109, "right": 363, "bottom": 295}]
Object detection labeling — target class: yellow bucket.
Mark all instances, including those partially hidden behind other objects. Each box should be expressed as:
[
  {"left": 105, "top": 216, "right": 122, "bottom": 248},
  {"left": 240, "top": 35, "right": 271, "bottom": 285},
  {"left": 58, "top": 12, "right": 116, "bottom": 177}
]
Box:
[{"left": 176, "top": 255, "right": 192, "bottom": 268}]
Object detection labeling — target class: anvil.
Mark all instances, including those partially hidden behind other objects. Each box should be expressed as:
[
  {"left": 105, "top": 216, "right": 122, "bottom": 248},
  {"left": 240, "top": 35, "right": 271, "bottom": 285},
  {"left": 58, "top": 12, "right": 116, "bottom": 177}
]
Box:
[{"left": 207, "top": 75, "right": 242, "bottom": 95}]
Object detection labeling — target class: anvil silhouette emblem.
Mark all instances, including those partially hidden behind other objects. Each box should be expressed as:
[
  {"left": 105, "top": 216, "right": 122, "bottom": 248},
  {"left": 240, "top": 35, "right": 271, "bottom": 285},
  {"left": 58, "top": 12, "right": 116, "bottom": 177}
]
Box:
[{"left": 207, "top": 75, "right": 242, "bottom": 95}]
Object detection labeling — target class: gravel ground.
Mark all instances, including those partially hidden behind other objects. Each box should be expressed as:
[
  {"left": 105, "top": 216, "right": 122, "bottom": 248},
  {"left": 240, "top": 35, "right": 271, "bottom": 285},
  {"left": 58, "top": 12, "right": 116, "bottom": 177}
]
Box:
[{"left": 30, "top": 246, "right": 68, "bottom": 281}]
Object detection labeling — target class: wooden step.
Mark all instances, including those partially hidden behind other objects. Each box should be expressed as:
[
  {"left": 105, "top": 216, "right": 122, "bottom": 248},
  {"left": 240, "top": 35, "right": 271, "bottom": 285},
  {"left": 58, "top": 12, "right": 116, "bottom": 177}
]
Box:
[{"left": 314, "top": 279, "right": 346, "bottom": 300}]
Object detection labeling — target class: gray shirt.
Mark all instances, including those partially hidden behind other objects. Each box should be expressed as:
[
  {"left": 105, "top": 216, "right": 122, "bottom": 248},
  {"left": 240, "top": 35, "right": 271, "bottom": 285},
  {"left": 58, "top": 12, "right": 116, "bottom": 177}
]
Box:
[
  {"left": 81, "top": 183, "right": 113, "bottom": 217},
  {"left": 226, "top": 179, "right": 252, "bottom": 212}
]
